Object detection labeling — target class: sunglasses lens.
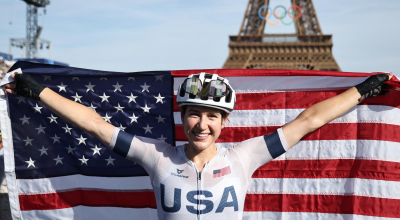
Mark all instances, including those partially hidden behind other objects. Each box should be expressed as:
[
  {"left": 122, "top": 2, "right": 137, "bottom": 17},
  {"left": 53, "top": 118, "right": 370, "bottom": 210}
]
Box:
[
  {"left": 184, "top": 78, "right": 202, "bottom": 95},
  {"left": 210, "top": 80, "right": 227, "bottom": 97},
  {"left": 183, "top": 78, "right": 228, "bottom": 98}
]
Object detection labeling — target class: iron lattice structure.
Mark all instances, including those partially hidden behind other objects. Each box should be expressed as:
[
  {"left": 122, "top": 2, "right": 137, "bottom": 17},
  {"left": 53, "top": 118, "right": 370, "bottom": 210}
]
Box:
[
  {"left": 223, "top": 0, "right": 340, "bottom": 71},
  {"left": 24, "top": 0, "right": 49, "bottom": 58},
  {"left": 26, "top": 4, "right": 39, "bottom": 58}
]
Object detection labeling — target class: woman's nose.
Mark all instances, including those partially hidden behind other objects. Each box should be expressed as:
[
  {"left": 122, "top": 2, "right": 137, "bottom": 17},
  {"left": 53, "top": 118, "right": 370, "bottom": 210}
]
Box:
[{"left": 198, "top": 116, "right": 208, "bottom": 130}]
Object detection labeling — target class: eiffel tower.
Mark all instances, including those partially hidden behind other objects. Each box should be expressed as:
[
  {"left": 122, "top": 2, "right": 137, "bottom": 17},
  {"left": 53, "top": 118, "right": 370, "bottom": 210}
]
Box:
[{"left": 222, "top": 0, "right": 341, "bottom": 71}]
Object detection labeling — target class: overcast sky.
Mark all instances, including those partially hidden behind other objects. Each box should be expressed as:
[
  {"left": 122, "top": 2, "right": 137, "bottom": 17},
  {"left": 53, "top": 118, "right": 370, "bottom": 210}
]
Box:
[{"left": 0, "top": 0, "right": 399, "bottom": 77}]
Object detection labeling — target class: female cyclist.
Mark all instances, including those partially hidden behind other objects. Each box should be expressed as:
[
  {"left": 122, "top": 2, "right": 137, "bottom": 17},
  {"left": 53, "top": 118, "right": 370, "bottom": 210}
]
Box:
[{"left": 5, "top": 72, "right": 391, "bottom": 219}]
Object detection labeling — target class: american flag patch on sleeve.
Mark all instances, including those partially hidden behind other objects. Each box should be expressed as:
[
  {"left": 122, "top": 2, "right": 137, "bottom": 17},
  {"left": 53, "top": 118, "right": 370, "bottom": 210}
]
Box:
[{"left": 213, "top": 165, "right": 231, "bottom": 178}]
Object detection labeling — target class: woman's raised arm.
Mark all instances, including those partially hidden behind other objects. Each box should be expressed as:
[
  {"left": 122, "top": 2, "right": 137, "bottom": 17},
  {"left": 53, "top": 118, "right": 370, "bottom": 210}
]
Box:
[
  {"left": 5, "top": 73, "right": 115, "bottom": 147},
  {"left": 282, "top": 74, "right": 392, "bottom": 148}
]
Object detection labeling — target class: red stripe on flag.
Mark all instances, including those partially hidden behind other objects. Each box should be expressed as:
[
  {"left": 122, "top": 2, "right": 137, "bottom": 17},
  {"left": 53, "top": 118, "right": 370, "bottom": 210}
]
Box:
[
  {"left": 171, "top": 69, "right": 376, "bottom": 77},
  {"left": 244, "top": 194, "right": 400, "bottom": 218},
  {"left": 253, "top": 159, "right": 400, "bottom": 181},
  {"left": 175, "top": 123, "right": 400, "bottom": 143},
  {"left": 173, "top": 89, "right": 400, "bottom": 111},
  {"left": 19, "top": 190, "right": 157, "bottom": 211}
]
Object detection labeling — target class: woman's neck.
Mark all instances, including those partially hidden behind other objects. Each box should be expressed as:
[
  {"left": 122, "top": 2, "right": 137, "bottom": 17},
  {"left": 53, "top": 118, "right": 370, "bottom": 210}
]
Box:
[{"left": 185, "top": 144, "right": 217, "bottom": 172}]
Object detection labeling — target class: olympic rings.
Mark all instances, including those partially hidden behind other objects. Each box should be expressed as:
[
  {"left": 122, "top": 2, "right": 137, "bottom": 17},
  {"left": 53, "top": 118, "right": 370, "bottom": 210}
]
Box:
[
  {"left": 287, "top": 4, "right": 302, "bottom": 20},
  {"left": 272, "top": 5, "right": 286, "bottom": 19},
  {"left": 258, "top": 5, "right": 273, "bottom": 20},
  {"left": 265, "top": 12, "right": 280, "bottom": 26},
  {"left": 280, "top": 11, "right": 294, "bottom": 26},
  {"left": 258, "top": 4, "right": 302, "bottom": 25}
]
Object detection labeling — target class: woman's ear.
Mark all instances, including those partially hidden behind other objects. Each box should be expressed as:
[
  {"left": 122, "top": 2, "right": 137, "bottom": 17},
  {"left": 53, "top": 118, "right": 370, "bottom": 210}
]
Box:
[{"left": 221, "top": 113, "right": 230, "bottom": 128}]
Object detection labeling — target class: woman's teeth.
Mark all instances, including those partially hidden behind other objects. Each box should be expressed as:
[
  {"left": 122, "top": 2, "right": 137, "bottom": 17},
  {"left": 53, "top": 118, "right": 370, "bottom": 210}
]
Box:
[{"left": 195, "top": 133, "right": 208, "bottom": 137}]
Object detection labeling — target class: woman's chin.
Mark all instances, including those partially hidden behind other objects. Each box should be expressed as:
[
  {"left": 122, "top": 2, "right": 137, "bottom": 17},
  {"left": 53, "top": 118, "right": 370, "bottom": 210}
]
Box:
[{"left": 190, "top": 141, "right": 213, "bottom": 151}]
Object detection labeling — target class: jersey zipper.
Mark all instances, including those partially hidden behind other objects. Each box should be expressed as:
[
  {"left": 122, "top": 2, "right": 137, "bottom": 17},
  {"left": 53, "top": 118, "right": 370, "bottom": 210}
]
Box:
[
  {"left": 196, "top": 168, "right": 202, "bottom": 220},
  {"left": 194, "top": 165, "right": 206, "bottom": 220}
]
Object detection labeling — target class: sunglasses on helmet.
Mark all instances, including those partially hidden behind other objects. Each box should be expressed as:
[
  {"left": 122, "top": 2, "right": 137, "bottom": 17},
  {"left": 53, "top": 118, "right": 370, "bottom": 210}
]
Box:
[{"left": 182, "top": 78, "right": 229, "bottom": 98}]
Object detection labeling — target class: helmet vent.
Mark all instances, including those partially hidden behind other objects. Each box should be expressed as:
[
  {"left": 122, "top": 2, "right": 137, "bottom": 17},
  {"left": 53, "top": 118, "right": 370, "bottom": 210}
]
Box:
[
  {"left": 179, "top": 86, "right": 185, "bottom": 97},
  {"left": 225, "top": 90, "right": 232, "bottom": 103},
  {"left": 213, "top": 97, "right": 221, "bottom": 102}
]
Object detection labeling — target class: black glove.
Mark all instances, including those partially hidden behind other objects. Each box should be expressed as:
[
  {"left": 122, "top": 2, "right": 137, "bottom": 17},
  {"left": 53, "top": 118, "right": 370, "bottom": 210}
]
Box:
[
  {"left": 15, "top": 74, "right": 46, "bottom": 101},
  {"left": 355, "top": 74, "right": 389, "bottom": 102}
]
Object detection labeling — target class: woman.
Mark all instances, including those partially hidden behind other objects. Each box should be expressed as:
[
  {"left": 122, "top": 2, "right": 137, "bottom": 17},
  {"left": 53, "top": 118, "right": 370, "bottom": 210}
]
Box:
[{"left": 5, "top": 72, "right": 391, "bottom": 219}]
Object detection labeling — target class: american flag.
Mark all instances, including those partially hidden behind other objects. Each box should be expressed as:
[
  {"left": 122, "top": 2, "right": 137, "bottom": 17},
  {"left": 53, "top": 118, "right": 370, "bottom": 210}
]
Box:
[
  {"left": 2, "top": 61, "right": 400, "bottom": 219},
  {"left": 213, "top": 166, "right": 231, "bottom": 178}
]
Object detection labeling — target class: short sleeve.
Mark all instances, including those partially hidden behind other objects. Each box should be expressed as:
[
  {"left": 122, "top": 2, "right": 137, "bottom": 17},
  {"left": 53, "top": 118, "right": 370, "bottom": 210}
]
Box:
[
  {"left": 108, "top": 127, "right": 170, "bottom": 176},
  {"left": 230, "top": 127, "right": 289, "bottom": 179}
]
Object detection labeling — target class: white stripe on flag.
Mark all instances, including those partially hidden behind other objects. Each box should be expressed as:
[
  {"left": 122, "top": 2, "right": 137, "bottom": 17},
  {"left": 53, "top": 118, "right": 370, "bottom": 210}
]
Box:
[
  {"left": 21, "top": 207, "right": 158, "bottom": 220},
  {"left": 174, "top": 105, "right": 400, "bottom": 127},
  {"left": 248, "top": 178, "right": 400, "bottom": 199},
  {"left": 18, "top": 175, "right": 152, "bottom": 194},
  {"left": 174, "top": 76, "right": 368, "bottom": 93},
  {"left": 243, "top": 211, "right": 391, "bottom": 220},
  {"left": 177, "top": 140, "right": 400, "bottom": 163}
]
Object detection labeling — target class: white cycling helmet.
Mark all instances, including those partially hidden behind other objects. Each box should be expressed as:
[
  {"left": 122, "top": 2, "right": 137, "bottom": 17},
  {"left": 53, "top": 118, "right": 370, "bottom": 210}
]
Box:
[{"left": 176, "top": 72, "right": 236, "bottom": 113}]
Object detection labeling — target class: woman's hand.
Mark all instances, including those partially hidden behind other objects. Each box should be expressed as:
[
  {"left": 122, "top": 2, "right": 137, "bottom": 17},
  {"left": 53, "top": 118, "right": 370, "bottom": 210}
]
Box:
[
  {"left": 3, "top": 73, "right": 17, "bottom": 95},
  {"left": 356, "top": 73, "right": 393, "bottom": 102},
  {"left": 3, "top": 73, "right": 46, "bottom": 100}
]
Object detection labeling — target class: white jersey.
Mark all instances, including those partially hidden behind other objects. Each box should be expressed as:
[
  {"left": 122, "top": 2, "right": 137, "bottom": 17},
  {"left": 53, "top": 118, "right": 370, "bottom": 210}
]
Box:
[{"left": 109, "top": 128, "right": 289, "bottom": 220}]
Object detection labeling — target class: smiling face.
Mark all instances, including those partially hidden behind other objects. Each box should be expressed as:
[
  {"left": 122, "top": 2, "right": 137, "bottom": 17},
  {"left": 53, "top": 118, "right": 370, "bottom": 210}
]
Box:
[{"left": 181, "top": 105, "right": 228, "bottom": 153}]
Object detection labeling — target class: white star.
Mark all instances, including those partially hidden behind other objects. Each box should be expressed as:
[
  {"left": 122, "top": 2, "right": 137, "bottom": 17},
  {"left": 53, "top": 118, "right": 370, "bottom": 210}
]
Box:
[
  {"left": 157, "top": 134, "right": 167, "bottom": 142},
  {"left": 118, "top": 123, "right": 126, "bottom": 131},
  {"left": 113, "top": 82, "right": 123, "bottom": 92},
  {"left": 128, "top": 77, "right": 135, "bottom": 81},
  {"left": 126, "top": 93, "right": 137, "bottom": 103},
  {"left": 99, "top": 93, "right": 110, "bottom": 103},
  {"left": 32, "top": 103, "right": 43, "bottom": 114},
  {"left": 25, "top": 157, "right": 36, "bottom": 168},
  {"left": 105, "top": 156, "right": 115, "bottom": 166},
  {"left": 91, "top": 145, "right": 102, "bottom": 155},
  {"left": 72, "top": 77, "right": 80, "bottom": 81},
  {"left": 156, "top": 115, "right": 165, "bottom": 123},
  {"left": 154, "top": 93, "right": 165, "bottom": 104},
  {"left": 48, "top": 114, "right": 58, "bottom": 123},
  {"left": 66, "top": 145, "right": 76, "bottom": 154},
  {"left": 50, "top": 134, "right": 61, "bottom": 143},
  {"left": 43, "top": 75, "right": 51, "bottom": 81},
  {"left": 143, "top": 124, "right": 153, "bottom": 134},
  {"left": 62, "top": 124, "right": 73, "bottom": 135},
  {"left": 141, "top": 104, "right": 152, "bottom": 113},
  {"left": 76, "top": 135, "right": 87, "bottom": 145},
  {"left": 72, "top": 92, "right": 82, "bottom": 103},
  {"left": 129, "top": 113, "right": 139, "bottom": 123},
  {"left": 57, "top": 82, "right": 68, "bottom": 92},
  {"left": 23, "top": 136, "right": 33, "bottom": 146},
  {"left": 85, "top": 82, "right": 95, "bottom": 92},
  {"left": 79, "top": 155, "right": 89, "bottom": 165},
  {"left": 35, "top": 124, "right": 46, "bottom": 134},
  {"left": 17, "top": 96, "right": 26, "bottom": 104},
  {"left": 88, "top": 103, "right": 97, "bottom": 112},
  {"left": 54, "top": 155, "right": 64, "bottom": 165},
  {"left": 114, "top": 103, "right": 125, "bottom": 112},
  {"left": 100, "top": 78, "right": 107, "bottom": 80},
  {"left": 140, "top": 82, "right": 150, "bottom": 92},
  {"left": 38, "top": 146, "right": 49, "bottom": 156},
  {"left": 20, "top": 115, "right": 30, "bottom": 125},
  {"left": 102, "top": 113, "right": 112, "bottom": 123},
  {"left": 155, "top": 75, "right": 164, "bottom": 81}
]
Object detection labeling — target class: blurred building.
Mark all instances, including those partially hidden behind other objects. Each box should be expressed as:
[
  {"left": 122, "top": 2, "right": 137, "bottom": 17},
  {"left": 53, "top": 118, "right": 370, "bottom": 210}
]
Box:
[{"left": 223, "top": 0, "right": 340, "bottom": 71}]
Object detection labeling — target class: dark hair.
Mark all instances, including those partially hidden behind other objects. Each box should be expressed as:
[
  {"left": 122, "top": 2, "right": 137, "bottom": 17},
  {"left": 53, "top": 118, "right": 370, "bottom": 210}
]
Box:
[{"left": 180, "top": 105, "right": 228, "bottom": 121}]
